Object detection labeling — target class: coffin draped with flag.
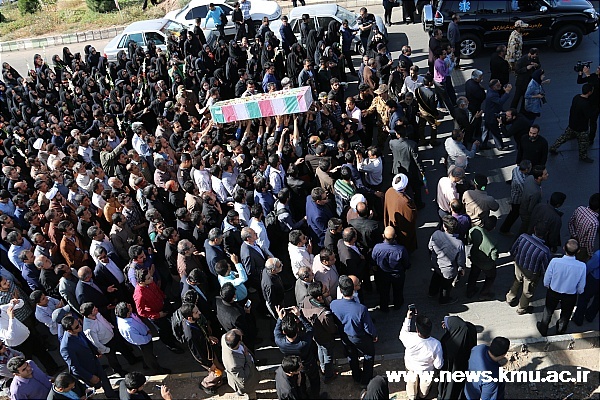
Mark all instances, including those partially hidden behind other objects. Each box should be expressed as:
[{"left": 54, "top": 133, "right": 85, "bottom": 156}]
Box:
[{"left": 209, "top": 86, "right": 314, "bottom": 123}]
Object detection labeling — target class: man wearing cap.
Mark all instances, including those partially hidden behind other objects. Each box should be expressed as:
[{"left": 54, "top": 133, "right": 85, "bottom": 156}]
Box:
[
  {"left": 506, "top": 20, "right": 528, "bottom": 71},
  {"left": 363, "top": 84, "right": 391, "bottom": 147},
  {"left": 463, "top": 337, "right": 510, "bottom": 399},
  {"left": 383, "top": 174, "right": 418, "bottom": 252},
  {"left": 462, "top": 175, "right": 499, "bottom": 228}
]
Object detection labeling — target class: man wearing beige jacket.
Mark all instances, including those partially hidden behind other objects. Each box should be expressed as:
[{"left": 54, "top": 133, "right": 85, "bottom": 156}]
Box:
[{"left": 221, "top": 329, "right": 259, "bottom": 400}]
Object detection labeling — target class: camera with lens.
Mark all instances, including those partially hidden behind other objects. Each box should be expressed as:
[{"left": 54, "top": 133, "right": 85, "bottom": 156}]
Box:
[
  {"left": 495, "top": 111, "right": 507, "bottom": 119},
  {"left": 351, "top": 141, "right": 365, "bottom": 155},
  {"left": 574, "top": 61, "right": 592, "bottom": 72}
]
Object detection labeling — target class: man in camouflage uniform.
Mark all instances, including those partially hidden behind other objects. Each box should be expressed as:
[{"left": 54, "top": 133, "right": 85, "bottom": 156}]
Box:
[
  {"left": 363, "top": 84, "right": 391, "bottom": 148},
  {"left": 505, "top": 20, "right": 528, "bottom": 71}
]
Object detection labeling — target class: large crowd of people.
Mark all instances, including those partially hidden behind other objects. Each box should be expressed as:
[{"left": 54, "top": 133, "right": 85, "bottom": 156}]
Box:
[{"left": 0, "top": 3, "right": 598, "bottom": 400}]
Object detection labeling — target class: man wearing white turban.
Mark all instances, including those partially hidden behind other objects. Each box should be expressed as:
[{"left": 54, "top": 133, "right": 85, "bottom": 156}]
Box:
[{"left": 383, "top": 174, "right": 418, "bottom": 252}]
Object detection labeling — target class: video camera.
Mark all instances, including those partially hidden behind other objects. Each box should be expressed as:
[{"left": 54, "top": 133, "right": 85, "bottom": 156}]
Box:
[{"left": 574, "top": 61, "right": 592, "bottom": 72}]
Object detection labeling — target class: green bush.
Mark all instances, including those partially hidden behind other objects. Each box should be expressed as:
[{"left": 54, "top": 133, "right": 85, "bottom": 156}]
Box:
[
  {"left": 17, "top": 0, "right": 40, "bottom": 15},
  {"left": 85, "top": 0, "right": 117, "bottom": 13},
  {"left": 0, "top": 11, "right": 4, "bottom": 22}
]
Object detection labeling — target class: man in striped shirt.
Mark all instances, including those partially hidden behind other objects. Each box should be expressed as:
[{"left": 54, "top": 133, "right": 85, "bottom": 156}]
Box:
[
  {"left": 568, "top": 193, "right": 599, "bottom": 260},
  {"left": 506, "top": 222, "right": 551, "bottom": 315},
  {"left": 239, "top": 0, "right": 255, "bottom": 39}
]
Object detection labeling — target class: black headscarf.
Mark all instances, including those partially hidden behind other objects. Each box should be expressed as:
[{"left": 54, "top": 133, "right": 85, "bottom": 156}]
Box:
[{"left": 438, "top": 316, "right": 477, "bottom": 400}]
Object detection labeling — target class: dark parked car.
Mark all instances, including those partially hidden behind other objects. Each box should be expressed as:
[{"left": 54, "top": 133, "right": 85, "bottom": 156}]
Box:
[{"left": 423, "top": 0, "right": 598, "bottom": 57}]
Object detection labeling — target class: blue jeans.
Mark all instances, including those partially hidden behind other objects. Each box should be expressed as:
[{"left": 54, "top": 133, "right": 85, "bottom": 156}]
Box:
[{"left": 317, "top": 341, "right": 335, "bottom": 378}]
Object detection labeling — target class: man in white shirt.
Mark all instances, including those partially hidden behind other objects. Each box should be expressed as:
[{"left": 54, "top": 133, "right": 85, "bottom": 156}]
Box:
[
  {"left": 81, "top": 302, "right": 137, "bottom": 377},
  {"left": 31, "top": 291, "right": 63, "bottom": 336},
  {"left": 233, "top": 190, "right": 251, "bottom": 227},
  {"left": 88, "top": 226, "right": 116, "bottom": 264},
  {"left": 537, "top": 239, "right": 587, "bottom": 337},
  {"left": 436, "top": 166, "right": 465, "bottom": 217},
  {"left": 344, "top": 97, "right": 364, "bottom": 132},
  {"left": 312, "top": 249, "right": 339, "bottom": 301},
  {"left": 399, "top": 309, "right": 444, "bottom": 400},
  {"left": 401, "top": 66, "right": 424, "bottom": 96},
  {"left": 249, "top": 204, "right": 270, "bottom": 251},
  {"left": 288, "top": 230, "right": 314, "bottom": 278}
]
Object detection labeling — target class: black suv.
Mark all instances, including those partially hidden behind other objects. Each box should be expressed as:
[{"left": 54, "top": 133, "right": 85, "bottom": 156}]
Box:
[{"left": 423, "top": 0, "right": 598, "bottom": 58}]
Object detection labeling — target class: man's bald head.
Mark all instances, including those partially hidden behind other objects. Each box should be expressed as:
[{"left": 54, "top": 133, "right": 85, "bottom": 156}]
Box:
[
  {"left": 356, "top": 202, "right": 369, "bottom": 218},
  {"left": 78, "top": 266, "right": 92, "bottom": 281},
  {"left": 383, "top": 226, "right": 396, "bottom": 241}
]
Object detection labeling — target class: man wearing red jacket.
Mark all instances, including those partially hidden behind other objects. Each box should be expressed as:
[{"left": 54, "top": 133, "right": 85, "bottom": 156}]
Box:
[{"left": 133, "top": 268, "right": 183, "bottom": 353}]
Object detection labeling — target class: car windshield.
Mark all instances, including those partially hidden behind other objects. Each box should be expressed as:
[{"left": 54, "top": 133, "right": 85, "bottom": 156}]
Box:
[
  {"left": 336, "top": 7, "right": 358, "bottom": 25},
  {"left": 161, "top": 21, "right": 185, "bottom": 35}
]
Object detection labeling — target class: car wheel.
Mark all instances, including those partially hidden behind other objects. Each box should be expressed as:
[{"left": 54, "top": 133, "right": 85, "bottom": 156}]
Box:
[
  {"left": 553, "top": 25, "right": 583, "bottom": 52},
  {"left": 459, "top": 34, "right": 481, "bottom": 58}
]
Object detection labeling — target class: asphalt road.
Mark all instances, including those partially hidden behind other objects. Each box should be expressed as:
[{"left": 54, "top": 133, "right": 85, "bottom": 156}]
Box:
[{"left": 2, "top": 4, "right": 599, "bottom": 373}]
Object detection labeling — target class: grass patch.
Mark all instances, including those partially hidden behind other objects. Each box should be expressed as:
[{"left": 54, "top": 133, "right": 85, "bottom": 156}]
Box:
[{"left": 0, "top": 0, "right": 168, "bottom": 41}]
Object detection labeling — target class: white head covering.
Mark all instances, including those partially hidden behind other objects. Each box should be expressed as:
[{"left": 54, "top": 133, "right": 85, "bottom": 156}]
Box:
[
  {"left": 392, "top": 174, "right": 408, "bottom": 192},
  {"left": 350, "top": 193, "right": 367, "bottom": 210},
  {"left": 33, "top": 138, "right": 45, "bottom": 150}
]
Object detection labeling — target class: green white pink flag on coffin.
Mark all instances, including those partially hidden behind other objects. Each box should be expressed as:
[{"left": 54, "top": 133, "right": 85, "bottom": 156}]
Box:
[{"left": 209, "top": 86, "right": 314, "bottom": 123}]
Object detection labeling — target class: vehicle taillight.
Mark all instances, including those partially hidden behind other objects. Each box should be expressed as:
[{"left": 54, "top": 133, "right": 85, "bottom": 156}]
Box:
[
  {"left": 434, "top": 10, "right": 444, "bottom": 26},
  {"left": 103, "top": 53, "right": 108, "bottom": 59}
]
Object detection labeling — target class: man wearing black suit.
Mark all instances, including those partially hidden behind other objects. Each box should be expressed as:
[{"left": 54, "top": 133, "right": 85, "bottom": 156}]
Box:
[
  {"left": 204, "top": 227, "right": 227, "bottom": 277},
  {"left": 93, "top": 247, "right": 130, "bottom": 304},
  {"left": 349, "top": 203, "right": 383, "bottom": 253},
  {"left": 76, "top": 266, "right": 113, "bottom": 320},
  {"left": 240, "top": 227, "right": 272, "bottom": 292},
  {"left": 389, "top": 128, "right": 424, "bottom": 208},
  {"left": 337, "top": 227, "right": 368, "bottom": 299},
  {"left": 60, "top": 316, "right": 117, "bottom": 398},
  {"left": 490, "top": 45, "right": 510, "bottom": 86},
  {"left": 216, "top": 282, "right": 257, "bottom": 352},
  {"left": 453, "top": 96, "right": 483, "bottom": 146},
  {"left": 464, "top": 70, "right": 486, "bottom": 115}
]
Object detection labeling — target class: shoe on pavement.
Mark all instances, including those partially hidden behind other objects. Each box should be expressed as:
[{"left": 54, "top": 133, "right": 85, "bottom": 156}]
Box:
[
  {"left": 440, "top": 297, "right": 459, "bottom": 305},
  {"left": 536, "top": 321, "right": 548, "bottom": 337},
  {"left": 580, "top": 157, "right": 594, "bottom": 163},
  {"left": 506, "top": 299, "right": 518, "bottom": 307},
  {"left": 516, "top": 306, "right": 534, "bottom": 315},
  {"left": 166, "top": 345, "right": 184, "bottom": 354},
  {"left": 549, "top": 148, "right": 558, "bottom": 155}
]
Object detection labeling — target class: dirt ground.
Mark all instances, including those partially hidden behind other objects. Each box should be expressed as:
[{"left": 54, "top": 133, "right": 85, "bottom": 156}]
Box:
[{"left": 136, "top": 348, "right": 600, "bottom": 400}]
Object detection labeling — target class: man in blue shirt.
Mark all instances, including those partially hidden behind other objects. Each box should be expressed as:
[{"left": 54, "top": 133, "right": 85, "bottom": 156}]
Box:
[
  {"left": 371, "top": 226, "right": 410, "bottom": 311},
  {"left": 204, "top": 3, "right": 226, "bottom": 41},
  {"left": 330, "top": 275, "right": 377, "bottom": 388},
  {"left": 8, "top": 357, "right": 52, "bottom": 399},
  {"left": 464, "top": 337, "right": 510, "bottom": 400}
]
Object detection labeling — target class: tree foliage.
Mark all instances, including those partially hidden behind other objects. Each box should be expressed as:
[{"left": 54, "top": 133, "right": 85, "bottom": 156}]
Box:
[
  {"left": 18, "top": 0, "right": 41, "bottom": 15},
  {"left": 86, "top": 0, "right": 117, "bottom": 13}
]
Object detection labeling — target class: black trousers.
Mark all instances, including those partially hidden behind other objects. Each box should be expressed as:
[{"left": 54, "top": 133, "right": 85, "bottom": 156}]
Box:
[
  {"left": 539, "top": 288, "right": 577, "bottom": 336},
  {"left": 303, "top": 360, "right": 321, "bottom": 397},
  {"left": 428, "top": 271, "right": 454, "bottom": 303},
  {"left": 138, "top": 341, "right": 163, "bottom": 372},
  {"left": 510, "top": 83, "right": 527, "bottom": 110},
  {"left": 500, "top": 203, "right": 520, "bottom": 233},
  {"left": 343, "top": 51, "right": 356, "bottom": 74},
  {"left": 152, "top": 316, "right": 181, "bottom": 349},
  {"left": 291, "top": 0, "right": 305, "bottom": 6},
  {"left": 104, "top": 334, "right": 138, "bottom": 373},
  {"left": 375, "top": 269, "right": 405, "bottom": 310},
  {"left": 344, "top": 334, "right": 375, "bottom": 387},
  {"left": 216, "top": 24, "right": 226, "bottom": 41},
  {"left": 384, "top": 5, "right": 394, "bottom": 24},
  {"left": 466, "top": 264, "right": 496, "bottom": 296},
  {"left": 589, "top": 109, "right": 599, "bottom": 143},
  {"left": 14, "top": 332, "right": 60, "bottom": 375},
  {"left": 572, "top": 274, "right": 599, "bottom": 325}
]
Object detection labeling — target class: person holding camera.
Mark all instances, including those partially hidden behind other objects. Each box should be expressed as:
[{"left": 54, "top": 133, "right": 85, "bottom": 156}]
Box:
[
  {"left": 549, "top": 83, "right": 595, "bottom": 163},
  {"left": 523, "top": 69, "right": 550, "bottom": 124},
  {"left": 274, "top": 305, "right": 322, "bottom": 398},
  {"left": 399, "top": 307, "right": 443, "bottom": 400},
  {"left": 577, "top": 64, "right": 600, "bottom": 144},
  {"left": 511, "top": 48, "right": 541, "bottom": 110},
  {"left": 497, "top": 108, "right": 530, "bottom": 152},
  {"left": 482, "top": 80, "right": 512, "bottom": 150}
]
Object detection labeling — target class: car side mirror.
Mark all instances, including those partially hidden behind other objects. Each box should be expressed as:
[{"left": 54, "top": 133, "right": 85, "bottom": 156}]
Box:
[{"left": 539, "top": 5, "right": 548, "bottom": 12}]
